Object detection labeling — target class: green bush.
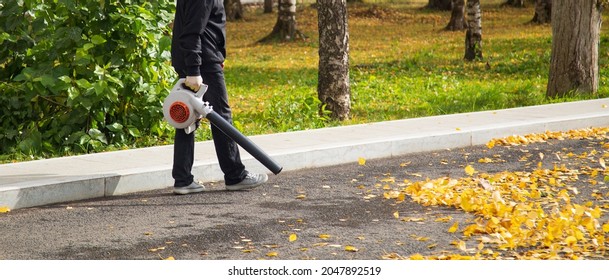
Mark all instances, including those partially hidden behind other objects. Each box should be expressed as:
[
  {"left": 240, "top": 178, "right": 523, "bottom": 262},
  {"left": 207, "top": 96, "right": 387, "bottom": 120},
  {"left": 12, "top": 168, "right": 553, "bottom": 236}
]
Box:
[{"left": 0, "top": 0, "right": 176, "bottom": 159}]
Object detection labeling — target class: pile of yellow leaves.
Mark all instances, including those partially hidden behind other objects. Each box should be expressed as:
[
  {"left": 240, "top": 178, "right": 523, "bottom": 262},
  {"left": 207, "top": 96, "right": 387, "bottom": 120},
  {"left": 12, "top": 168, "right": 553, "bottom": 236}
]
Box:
[
  {"left": 386, "top": 127, "right": 609, "bottom": 260},
  {"left": 486, "top": 127, "right": 609, "bottom": 149}
]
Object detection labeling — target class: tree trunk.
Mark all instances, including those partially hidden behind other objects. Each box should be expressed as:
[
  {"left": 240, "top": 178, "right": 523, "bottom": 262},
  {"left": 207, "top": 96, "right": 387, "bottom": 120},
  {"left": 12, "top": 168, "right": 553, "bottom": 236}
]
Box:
[
  {"left": 225, "top": 0, "right": 244, "bottom": 21},
  {"left": 259, "top": 0, "right": 306, "bottom": 42},
  {"left": 464, "top": 0, "right": 482, "bottom": 60},
  {"left": 547, "top": 0, "right": 602, "bottom": 98},
  {"left": 318, "top": 0, "right": 351, "bottom": 121},
  {"left": 445, "top": 0, "right": 466, "bottom": 31},
  {"left": 531, "top": 0, "right": 551, "bottom": 24},
  {"left": 504, "top": 0, "right": 526, "bottom": 7},
  {"left": 426, "top": 0, "right": 452, "bottom": 10},
  {"left": 264, "top": 0, "right": 273, "bottom": 13}
]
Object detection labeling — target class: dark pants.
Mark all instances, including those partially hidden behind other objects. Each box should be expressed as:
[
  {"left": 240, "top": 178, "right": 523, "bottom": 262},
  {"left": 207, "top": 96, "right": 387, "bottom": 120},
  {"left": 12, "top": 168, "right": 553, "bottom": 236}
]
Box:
[{"left": 172, "top": 71, "right": 247, "bottom": 187}]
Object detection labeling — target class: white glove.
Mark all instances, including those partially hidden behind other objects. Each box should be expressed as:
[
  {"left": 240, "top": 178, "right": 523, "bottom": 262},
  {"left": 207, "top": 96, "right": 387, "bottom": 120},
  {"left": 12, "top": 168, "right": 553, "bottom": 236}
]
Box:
[{"left": 185, "top": 75, "right": 203, "bottom": 92}]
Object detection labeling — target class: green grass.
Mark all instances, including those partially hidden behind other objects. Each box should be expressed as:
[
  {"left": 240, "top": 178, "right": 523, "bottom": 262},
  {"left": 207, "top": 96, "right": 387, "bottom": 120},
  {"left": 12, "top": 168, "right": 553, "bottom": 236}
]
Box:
[
  {"left": 3, "top": 0, "right": 608, "bottom": 162},
  {"left": 224, "top": 1, "right": 609, "bottom": 137}
]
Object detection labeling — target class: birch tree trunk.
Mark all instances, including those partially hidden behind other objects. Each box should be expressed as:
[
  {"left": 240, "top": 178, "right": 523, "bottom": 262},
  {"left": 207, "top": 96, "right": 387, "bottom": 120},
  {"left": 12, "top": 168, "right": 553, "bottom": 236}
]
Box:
[
  {"left": 547, "top": 0, "right": 603, "bottom": 97},
  {"left": 464, "top": 0, "right": 482, "bottom": 60},
  {"left": 426, "top": 0, "right": 452, "bottom": 10},
  {"left": 260, "top": 0, "right": 305, "bottom": 42},
  {"left": 504, "top": 0, "right": 526, "bottom": 7},
  {"left": 264, "top": 0, "right": 273, "bottom": 13},
  {"left": 445, "top": 0, "right": 466, "bottom": 31},
  {"left": 531, "top": 0, "right": 551, "bottom": 24},
  {"left": 225, "top": 0, "right": 244, "bottom": 21},
  {"left": 318, "top": 0, "right": 351, "bottom": 121}
]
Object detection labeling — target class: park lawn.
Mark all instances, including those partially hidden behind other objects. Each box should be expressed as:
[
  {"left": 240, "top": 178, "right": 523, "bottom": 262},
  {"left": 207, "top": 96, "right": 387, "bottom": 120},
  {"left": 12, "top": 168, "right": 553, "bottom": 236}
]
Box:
[{"left": 220, "top": 1, "right": 609, "bottom": 139}]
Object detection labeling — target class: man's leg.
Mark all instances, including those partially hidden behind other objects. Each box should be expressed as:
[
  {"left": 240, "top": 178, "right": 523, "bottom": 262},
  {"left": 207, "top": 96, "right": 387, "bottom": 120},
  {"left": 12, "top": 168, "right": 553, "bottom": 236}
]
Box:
[
  {"left": 202, "top": 71, "right": 247, "bottom": 185},
  {"left": 172, "top": 127, "right": 195, "bottom": 187}
]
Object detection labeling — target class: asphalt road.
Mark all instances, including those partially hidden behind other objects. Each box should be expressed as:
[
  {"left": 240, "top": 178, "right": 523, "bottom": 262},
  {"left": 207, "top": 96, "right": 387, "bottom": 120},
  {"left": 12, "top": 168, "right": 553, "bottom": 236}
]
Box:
[{"left": 1, "top": 136, "right": 607, "bottom": 261}]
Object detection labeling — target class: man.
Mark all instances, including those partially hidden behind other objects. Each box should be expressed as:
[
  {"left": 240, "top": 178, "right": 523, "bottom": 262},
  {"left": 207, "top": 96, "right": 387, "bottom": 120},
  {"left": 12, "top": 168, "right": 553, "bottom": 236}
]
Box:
[{"left": 170, "top": 0, "right": 267, "bottom": 194}]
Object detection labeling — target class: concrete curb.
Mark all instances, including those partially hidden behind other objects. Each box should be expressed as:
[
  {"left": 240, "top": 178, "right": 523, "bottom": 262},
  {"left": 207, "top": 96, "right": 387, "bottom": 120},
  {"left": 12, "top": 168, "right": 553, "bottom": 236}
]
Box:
[{"left": 1, "top": 98, "right": 609, "bottom": 209}]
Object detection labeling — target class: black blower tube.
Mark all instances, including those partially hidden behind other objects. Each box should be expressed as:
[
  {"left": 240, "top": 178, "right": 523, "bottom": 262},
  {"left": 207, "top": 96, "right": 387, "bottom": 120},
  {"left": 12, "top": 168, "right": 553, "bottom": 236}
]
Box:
[{"left": 205, "top": 111, "right": 283, "bottom": 175}]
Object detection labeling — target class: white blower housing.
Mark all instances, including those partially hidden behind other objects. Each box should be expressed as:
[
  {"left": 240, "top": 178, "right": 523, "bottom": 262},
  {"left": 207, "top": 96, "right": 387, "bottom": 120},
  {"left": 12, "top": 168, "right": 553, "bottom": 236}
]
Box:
[{"left": 162, "top": 78, "right": 210, "bottom": 134}]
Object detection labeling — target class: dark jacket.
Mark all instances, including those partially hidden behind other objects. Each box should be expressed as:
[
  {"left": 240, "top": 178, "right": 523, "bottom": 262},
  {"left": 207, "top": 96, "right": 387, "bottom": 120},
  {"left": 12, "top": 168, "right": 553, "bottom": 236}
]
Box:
[{"left": 171, "top": 0, "right": 226, "bottom": 76}]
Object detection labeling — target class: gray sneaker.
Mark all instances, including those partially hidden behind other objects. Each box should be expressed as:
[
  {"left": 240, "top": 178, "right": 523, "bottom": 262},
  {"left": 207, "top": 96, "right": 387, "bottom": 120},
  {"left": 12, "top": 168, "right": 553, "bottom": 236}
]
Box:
[
  {"left": 173, "top": 181, "right": 205, "bottom": 195},
  {"left": 226, "top": 172, "right": 268, "bottom": 191}
]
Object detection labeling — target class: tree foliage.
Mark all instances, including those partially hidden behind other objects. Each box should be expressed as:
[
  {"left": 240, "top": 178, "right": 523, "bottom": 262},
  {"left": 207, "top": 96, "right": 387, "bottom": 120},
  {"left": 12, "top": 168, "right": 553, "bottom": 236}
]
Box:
[{"left": 0, "top": 0, "right": 177, "bottom": 158}]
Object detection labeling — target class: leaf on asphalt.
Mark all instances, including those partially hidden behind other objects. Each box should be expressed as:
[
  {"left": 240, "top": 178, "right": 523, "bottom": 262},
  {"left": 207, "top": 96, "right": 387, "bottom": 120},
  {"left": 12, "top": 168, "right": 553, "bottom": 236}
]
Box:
[
  {"left": 164, "top": 256, "right": 175, "bottom": 260},
  {"left": 358, "top": 157, "right": 366, "bottom": 166},
  {"left": 456, "top": 240, "right": 467, "bottom": 251},
  {"left": 401, "top": 217, "right": 425, "bottom": 222},
  {"left": 448, "top": 222, "right": 459, "bottom": 233},
  {"left": 0, "top": 206, "right": 10, "bottom": 213},
  {"left": 266, "top": 252, "right": 278, "bottom": 257},
  {"left": 434, "top": 216, "right": 452, "bottom": 222},
  {"left": 601, "top": 158, "right": 606, "bottom": 169},
  {"left": 345, "top": 245, "right": 359, "bottom": 252},
  {"left": 393, "top": 211, "right": 399, "bottom": 219},
  {"left": 296, "top": 194, "right": 306, "bottom": 199},
  {"left": 148, "top": 246, "right": 165, "bottom": 252},
  {"left": 319, "top": 234, "right": 331, "bottom": 240},
  {"left": 289, "top": 234, "right": 297, "bottom": 242},
  {"left": 464, "top": 165, "right": 475, "bottom": 176},
  {"left": 381, "top": 177, "right": 395, "bottom": 183}
]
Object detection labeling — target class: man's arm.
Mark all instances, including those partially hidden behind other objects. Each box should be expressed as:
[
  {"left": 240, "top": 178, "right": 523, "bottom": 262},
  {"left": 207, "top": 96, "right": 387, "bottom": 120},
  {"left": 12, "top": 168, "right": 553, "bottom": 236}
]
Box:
[{"left": 178, "top": 0, "right": 211, "bottom": 77}]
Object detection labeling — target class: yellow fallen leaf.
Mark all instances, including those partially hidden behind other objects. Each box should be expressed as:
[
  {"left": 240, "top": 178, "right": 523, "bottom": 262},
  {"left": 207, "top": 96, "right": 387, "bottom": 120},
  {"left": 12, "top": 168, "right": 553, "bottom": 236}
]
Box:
[
  {"left": 464, "top": 165, "right": 475, "bottom": 176},
  {"left": 393, "top": 211, "right": 399, "bottom": 219},
  {"left": 565, "top": 236, "right": 577, "bottom": 247},
  {"left": 601, "top": 158, "right": 606, "bottom": 169},
  {"left": 358, "top": 157, "right": 366, "bottom": 166},
  {"left": 319, "top": 234, "right": 331, "bottom": 240},
  {"left": 457, "top": 240, "right": 467, "bottom": 251},
  {"left": 289, "top": 234, "right": 297, "bottom": 242},
  {"left": 164, "top": 256, "right": 175, "bottom": 260},
  {"left": 296, "top": 194, "right": 306, "bottom": 199},
  {"left": 602, "top": 222, "right": 609, "bottom": 233},
  {"left": 266, "top": 252, "right": 278, "bottom": 257},
  {"left": 148, "top": 247, "right": 166, "bottom": 252},
  {"left": 401, "top": 217, "right": 426, "bottom": 222},
  {"left": 345, "top": 245, "right": 359, "bottom": 252},
  {"left": 448, "top": 222, "right": 459, "bottom": 233},
  {"left": 434, "top": 216, "right": 452, "bottom": 222},
  {"left": 486, "top": 140, "right": 496, "bottom": 149},
  {"left": 0, "top": 206, "right": 10, "bottom": 213}
]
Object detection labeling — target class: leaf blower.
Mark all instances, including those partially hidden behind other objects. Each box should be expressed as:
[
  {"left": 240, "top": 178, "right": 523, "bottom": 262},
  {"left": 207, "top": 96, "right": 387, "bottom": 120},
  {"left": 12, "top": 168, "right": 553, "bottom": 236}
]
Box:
[{"left": 163, "top": 78, "right": 283, "bottom": 175}]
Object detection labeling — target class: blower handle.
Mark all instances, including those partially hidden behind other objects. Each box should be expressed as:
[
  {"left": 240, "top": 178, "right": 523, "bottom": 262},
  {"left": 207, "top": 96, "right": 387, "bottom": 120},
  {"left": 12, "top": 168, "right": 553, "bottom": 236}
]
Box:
[{"left": 205, "top": 111, "right": 283, "bottom": 175}]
